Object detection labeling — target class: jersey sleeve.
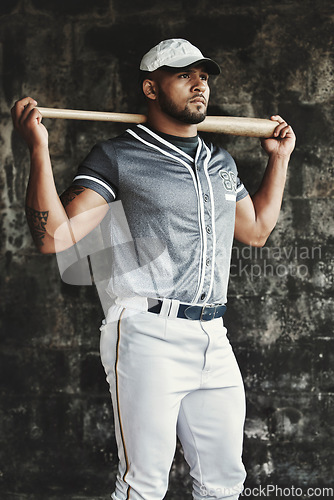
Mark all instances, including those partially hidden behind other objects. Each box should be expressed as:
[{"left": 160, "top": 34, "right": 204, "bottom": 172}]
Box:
[
  {"left": 71, "top": 141, "right": 118, "bottom": 203},
  {"left": 236, "top": 176, "right": 248, "bottom": 202}
]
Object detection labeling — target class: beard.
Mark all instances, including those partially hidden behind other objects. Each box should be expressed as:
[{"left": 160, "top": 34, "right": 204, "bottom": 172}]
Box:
[{"left": 157, "top": 88, "right": 207, "bottom": 124}]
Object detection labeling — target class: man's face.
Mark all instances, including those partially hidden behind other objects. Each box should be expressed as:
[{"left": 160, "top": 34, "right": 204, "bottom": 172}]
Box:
[{"left": 153, "top": 65, "right": 210, "bottom": 125}]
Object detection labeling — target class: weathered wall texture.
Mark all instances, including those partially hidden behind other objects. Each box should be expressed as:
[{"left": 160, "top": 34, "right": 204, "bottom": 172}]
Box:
[{"left": 0, "top": 0, "right": 333, "bottom": 499}]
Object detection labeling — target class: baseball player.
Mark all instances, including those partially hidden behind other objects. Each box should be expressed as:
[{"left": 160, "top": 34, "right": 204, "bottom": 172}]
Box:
[{"left": 11, "top": 39, "right": 295, "bottom": 500}]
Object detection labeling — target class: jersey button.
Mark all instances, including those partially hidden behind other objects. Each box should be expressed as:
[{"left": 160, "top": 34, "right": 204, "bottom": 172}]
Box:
[
  {"left": 204, "top": 194, "right": 209, "bottom": 202},
  {"left": 206, "top": 258, "right": 210, "bottom": 266},
  {"left": 200, "top": 293, "right": 206, "bottom": 300},
  {"left": 206, "top": 225, "right": 212, "bottom": 234}
]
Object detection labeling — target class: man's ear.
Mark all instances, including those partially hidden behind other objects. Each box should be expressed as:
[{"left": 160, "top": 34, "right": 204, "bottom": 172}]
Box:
[{"left": 142, "top": 79, "right": 157, "bottom": 100}]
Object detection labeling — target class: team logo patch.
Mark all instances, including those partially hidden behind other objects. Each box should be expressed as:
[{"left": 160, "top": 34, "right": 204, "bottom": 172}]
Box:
[{"left": 219, "top": 170, "right": 237, "bottom": 192}]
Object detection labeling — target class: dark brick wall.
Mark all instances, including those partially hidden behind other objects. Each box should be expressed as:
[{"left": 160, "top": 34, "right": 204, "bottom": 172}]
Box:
[{"left": 1, "top": 1, "right": 333, "bottom": 498}]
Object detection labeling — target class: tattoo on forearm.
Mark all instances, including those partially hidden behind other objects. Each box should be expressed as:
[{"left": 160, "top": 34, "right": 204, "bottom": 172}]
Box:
[
  {"left": 60, "top": 186, "right": 86, "bottom": 208},
  {"left": 25, "top": 207, "right": 49, "bottom": 247}
]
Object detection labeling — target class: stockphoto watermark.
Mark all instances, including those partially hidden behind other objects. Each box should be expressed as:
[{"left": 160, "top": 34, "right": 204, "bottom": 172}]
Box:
[
  {"left": 230, "top": 245, "right": 322, "bottom": 280},
  {"left": 200, "top": 483, "right": 334, "bottom": 498},
  {"left": 241, "top": 484, "right": 334, "bottom": 497}
]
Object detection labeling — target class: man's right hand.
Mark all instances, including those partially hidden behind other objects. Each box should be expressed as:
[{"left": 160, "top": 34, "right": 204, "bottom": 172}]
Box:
[{"left": 11, "top": 96, "right": 48, "bottom": 152}]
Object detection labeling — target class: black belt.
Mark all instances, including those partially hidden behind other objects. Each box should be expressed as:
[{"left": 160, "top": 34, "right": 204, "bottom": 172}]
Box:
[{"left": 147, "top": 300, "right": 227, "bottom": 321}]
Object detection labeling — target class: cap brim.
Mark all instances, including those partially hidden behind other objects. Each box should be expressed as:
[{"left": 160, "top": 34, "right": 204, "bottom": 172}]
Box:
[{"left": 164, "top": 56, "right": 221, "bottom": 75}]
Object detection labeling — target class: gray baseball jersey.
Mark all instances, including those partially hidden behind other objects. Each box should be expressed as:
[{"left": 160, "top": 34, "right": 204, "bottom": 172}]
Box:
[{"left": 71, "top": 124, "right": 248, "bottom": 305}]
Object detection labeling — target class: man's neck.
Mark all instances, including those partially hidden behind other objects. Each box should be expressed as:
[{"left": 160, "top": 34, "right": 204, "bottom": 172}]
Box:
[{"left": 146, "top": 107, "right": 198, "bottom": 138}]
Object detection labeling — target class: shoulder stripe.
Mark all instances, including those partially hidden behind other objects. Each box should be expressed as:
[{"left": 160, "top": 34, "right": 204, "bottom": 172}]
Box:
[{"left": 73, "top": 175, "right": 116, "bottom": 198}]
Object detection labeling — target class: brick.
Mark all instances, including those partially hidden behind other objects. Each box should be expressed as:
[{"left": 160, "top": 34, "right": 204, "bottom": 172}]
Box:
[
  {"left": 80, "top": 352, "right": 108, "bottom": 394},
  {"left": 183, "top": 14, "right": 262, "bottom": 52},
  {"left": 234, "top": 339, "right": 334, "bottom": 396},
  {"left": 83, "top": 24, "right": 162, "bottom": 60},
  {"left": 0, "top": 0, "right": 20, "bottom": 16},
  {"left": 31, "top": 0, "right": 110, "bottom": 16},
  {"left": 0, "top": 348, "right": 72, "bottom": 395}
]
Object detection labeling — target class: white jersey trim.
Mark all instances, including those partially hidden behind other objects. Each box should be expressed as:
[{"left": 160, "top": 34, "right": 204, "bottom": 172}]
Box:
[
  {"left": 192, "top": 139, "right": 207, "bottom": 303},
  {"left": 203, "top": 142, "right": 216, "bottom": 302},
  {"left": 137, "top": 124, "right": 196, "bottom": 163},
  {"left": 73, "top": 174, "right": 116, "bottom": 198},
  {"left": 126, "top": 128, "right": 192, "bottom": 170}
]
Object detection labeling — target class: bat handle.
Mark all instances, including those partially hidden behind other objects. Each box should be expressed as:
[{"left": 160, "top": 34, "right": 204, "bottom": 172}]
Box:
[{"left": 37, "top": 107, "right": 147, "bottom": 125}]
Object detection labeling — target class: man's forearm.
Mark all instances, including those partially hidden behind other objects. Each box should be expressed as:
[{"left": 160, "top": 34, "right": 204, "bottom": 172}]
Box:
[
  {"left": 251, "top": 153, "right": 290, "bottom": 243},
  {"left": 25, "top": 146, "right": 72, "bottom": 253}
]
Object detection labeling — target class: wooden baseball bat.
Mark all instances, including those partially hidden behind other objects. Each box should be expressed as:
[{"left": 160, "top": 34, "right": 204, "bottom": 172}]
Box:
[{"left": 36, "top": 107, "right": 279, "bottom": 138}]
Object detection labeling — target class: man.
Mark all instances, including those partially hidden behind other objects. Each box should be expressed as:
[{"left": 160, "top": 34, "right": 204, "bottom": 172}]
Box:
[{"left": 11, "top": 39, "right": 295, "bottom": 500}]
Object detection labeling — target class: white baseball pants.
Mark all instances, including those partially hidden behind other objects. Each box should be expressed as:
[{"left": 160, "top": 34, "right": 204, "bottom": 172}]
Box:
[{"left": 100, "top": 299, "right": 246, "bottom": 500}]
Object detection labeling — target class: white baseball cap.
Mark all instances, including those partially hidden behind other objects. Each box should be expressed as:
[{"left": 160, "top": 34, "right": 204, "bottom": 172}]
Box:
[{"left": 140, "top": 38, "right": 221, "bottom": 75}]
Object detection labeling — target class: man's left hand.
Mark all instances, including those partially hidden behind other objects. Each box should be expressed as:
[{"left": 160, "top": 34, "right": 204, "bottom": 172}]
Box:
[{"left": 261, "top": 115, "right": 296, "bottom": 158}]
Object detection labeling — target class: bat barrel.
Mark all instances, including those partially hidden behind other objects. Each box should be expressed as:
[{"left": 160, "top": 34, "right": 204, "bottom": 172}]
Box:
[{"left": 197, "top": 116, "right": 278, "bottom": 138}]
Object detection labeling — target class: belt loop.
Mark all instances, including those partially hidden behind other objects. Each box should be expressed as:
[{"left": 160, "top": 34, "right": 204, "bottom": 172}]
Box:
[
  {"left": 168, "top": 300, "right": 180, "bottom": 319},
  {"left": 159, "top": 298, "right": 172, "bottom": 318}
]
